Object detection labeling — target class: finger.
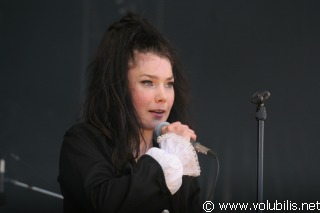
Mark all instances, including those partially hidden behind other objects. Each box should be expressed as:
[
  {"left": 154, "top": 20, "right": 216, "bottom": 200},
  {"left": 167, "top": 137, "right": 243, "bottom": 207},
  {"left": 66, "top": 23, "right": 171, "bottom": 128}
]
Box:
[
  {"left": 172, "top": 124, "right": 197, "bottom": 142},
  {"left": 161, "top": 122, "right": 181, "bottom": 134},
  {"left": 190, "top": 132, "right": 197, "bottom": 142}
]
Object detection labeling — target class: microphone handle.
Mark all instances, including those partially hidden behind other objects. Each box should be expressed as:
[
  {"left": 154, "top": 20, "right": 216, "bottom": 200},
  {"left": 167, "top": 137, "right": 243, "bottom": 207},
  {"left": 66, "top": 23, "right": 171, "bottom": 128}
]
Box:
[{"left": 192, "top": 141, "right": 216, "bottom": 157}]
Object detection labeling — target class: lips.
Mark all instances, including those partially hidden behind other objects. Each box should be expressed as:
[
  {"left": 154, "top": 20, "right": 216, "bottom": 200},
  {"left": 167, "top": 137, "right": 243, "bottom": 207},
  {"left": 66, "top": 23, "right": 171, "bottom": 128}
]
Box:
[
  {"left": 150, "top": 109, "right": 165, "bottom": 114},
  {"left": 149, "top": 109, "right": 166, "bottom": 119}
]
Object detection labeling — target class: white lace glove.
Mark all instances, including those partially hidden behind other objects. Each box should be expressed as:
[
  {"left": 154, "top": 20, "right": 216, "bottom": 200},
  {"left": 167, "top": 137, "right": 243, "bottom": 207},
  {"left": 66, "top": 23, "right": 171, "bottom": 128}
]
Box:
[
  {"left": 146, "top": 147, "right": 183, "bottom": 194},
  {"left": 157, "top": 132, "right": 201, "bottom": 177}
]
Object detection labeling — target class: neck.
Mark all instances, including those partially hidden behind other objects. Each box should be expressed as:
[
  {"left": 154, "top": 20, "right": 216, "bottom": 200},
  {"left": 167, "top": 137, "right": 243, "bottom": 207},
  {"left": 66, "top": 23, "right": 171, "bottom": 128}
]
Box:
[{"left": 139, "top": 129, "right": 154, "bottom": 156}]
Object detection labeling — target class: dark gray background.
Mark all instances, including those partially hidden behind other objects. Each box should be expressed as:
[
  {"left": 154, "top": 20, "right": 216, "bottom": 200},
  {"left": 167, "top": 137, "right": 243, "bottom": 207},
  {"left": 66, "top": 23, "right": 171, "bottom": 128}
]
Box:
[{"left": 1, "top": 0, "right": 319, "bottom": 212}]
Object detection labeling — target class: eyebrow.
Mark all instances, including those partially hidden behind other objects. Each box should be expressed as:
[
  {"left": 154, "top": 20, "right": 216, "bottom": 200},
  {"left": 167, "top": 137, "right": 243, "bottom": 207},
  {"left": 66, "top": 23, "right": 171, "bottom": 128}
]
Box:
[{"left": 139, "top": 74, "right": 174, "bottom": 80}]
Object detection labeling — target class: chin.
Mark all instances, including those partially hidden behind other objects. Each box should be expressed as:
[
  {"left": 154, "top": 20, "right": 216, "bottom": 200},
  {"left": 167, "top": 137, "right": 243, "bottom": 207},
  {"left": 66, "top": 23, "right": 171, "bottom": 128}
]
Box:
[{"left": 142, "top": 120, "right": 165, "bottom": 130}]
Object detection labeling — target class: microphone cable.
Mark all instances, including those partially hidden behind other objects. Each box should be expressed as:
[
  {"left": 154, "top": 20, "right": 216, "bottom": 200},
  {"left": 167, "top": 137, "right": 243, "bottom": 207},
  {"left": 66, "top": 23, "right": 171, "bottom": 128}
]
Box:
[{"left": 207, "top": 154, "right": 219, "bottom": 202}]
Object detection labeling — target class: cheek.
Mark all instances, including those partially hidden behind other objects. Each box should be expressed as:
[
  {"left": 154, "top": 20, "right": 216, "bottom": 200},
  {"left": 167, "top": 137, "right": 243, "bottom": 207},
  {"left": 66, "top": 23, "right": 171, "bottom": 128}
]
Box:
[
  {"left": 168, "top": 93, "right": 175, "bottom": 108},
  {"left": 131, "top": 90, "right": 150, "bottom": 110}
]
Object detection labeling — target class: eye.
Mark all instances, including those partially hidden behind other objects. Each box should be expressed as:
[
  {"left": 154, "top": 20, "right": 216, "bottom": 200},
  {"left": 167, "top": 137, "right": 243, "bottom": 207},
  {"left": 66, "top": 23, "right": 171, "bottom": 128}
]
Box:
[
  {"left": 141, "top": 80, "right": 153, "bottom": 87},
  {"left": 166, "top": 81, "right": 174, "bottom": 88}
]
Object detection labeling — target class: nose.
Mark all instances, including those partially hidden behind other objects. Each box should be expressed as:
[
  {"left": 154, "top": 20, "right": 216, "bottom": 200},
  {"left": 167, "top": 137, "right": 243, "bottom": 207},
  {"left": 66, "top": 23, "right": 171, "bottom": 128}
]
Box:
[{"left": 155, "top": 85, "right": 167, "bottom": 103}]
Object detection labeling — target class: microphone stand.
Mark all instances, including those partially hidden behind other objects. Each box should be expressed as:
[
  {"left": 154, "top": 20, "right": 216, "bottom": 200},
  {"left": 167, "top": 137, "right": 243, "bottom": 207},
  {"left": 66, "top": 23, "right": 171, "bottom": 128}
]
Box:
[
  {"left": 251, "top": 91, "right": 270, "bottom": 213},
  {"left": 0, "top": 156, "right": 63, "bottom": 207},
  {"left": 5, "top": 178, "right": 63, "bottom": 199}
]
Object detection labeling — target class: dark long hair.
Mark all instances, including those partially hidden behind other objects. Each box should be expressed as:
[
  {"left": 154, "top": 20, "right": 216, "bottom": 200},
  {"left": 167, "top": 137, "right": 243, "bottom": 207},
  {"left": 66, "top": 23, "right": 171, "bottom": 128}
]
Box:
[{"left": 83, "top": 12, "right": 191, "bottom": 173}]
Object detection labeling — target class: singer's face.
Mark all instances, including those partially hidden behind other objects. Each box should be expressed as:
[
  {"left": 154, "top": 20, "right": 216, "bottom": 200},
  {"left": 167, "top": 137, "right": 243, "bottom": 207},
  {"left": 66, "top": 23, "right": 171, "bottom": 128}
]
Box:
[{"left": 128, "top": 51, "right": 174, "bottom": 131}]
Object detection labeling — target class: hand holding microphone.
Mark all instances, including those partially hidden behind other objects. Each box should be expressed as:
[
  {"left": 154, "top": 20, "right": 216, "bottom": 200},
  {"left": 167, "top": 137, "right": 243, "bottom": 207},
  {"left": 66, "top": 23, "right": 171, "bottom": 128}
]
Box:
[
  {"left": 154, "top": 122, "right": 217, "bottom": 157},
  {"left": 160, "top": 121, "right": 197, "bottom": 142},
  {"left": 153, "top": 122, "right": 219, "bottom": 201}
]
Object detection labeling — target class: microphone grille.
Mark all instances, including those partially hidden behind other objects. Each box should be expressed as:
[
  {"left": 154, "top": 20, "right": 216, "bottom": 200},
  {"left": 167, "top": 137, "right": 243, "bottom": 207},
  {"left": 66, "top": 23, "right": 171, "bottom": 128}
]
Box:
[{"left": 153, "top": 122, "right": 170, "bottom": 139}]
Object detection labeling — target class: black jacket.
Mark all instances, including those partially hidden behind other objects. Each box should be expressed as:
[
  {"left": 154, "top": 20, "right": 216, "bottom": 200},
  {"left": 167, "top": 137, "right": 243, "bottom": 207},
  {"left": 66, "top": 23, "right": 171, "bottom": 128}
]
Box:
[{"left": 58, "top": 123, "right": 201, "bottom": 213}]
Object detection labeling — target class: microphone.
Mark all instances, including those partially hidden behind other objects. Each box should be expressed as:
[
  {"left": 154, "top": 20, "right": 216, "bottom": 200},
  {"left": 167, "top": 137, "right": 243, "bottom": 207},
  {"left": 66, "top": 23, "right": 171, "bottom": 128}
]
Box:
[
  {"left": 251, "top": 91, "right": 271, "bottom": 105},
  {"left": 154, "top": 122, "right": 217, "bottom": 157},
  {"left": 0, "top": 158, "right": 5, "bottom": 206}
]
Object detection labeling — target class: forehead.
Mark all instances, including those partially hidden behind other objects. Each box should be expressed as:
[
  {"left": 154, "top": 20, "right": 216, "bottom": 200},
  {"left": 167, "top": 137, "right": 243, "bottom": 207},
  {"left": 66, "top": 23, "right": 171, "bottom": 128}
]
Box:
[
  {"left": 129, "top": 50, "right": 170, "bottom": 65},
  {"left": 128, "top": 51, "right": 172, "bottom": 75}
]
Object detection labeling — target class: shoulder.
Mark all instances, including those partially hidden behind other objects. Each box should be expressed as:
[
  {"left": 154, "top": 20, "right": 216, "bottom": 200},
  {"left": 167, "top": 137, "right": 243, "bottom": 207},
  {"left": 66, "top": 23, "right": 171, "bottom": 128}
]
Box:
[
  {"left": 61, "top": 122, "right": 113, "bottom": 153},
  {"left": 65, "top": 123, "right": 102, "bottom": 137},
  {"left": 64, "top": 123, "right": 107, "bottom": 143}
]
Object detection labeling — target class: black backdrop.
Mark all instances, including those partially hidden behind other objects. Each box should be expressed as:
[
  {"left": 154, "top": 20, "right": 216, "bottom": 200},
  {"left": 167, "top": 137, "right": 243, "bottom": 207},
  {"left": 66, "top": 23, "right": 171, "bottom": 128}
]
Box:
[{"left": 1, "top": 0, "right": 319, "bottom": 212}]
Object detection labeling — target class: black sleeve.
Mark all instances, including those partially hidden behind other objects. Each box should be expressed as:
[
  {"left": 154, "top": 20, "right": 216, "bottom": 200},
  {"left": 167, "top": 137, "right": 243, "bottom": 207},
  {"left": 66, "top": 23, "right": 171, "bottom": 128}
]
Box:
[
  {"left": 58, "top": 124, "right": 174, "bottom": 213},
  {"left": 186, "top": 176, "right": 202, "bottom": 213},
  {"left": 173, "top": 176, "right": 202, "bottom": 213}
]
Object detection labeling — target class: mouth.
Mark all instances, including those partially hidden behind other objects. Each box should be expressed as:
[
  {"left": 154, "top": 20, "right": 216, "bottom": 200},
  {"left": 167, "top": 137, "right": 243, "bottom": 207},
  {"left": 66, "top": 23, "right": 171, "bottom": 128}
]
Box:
[
  {"left": 149, "top": 109, "right": 165, "bottom": 114},
  {"left": 149, "top": 109, "right": 166, "bottom": 118}
]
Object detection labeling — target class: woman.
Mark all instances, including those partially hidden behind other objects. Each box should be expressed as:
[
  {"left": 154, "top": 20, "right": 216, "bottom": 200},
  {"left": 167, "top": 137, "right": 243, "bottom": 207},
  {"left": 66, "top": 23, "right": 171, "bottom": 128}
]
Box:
[{"left": 58, "top": 12, "right": 201, "bottom": 213}]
